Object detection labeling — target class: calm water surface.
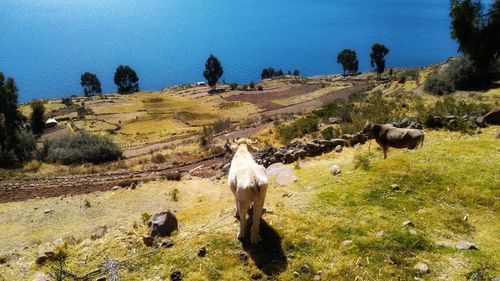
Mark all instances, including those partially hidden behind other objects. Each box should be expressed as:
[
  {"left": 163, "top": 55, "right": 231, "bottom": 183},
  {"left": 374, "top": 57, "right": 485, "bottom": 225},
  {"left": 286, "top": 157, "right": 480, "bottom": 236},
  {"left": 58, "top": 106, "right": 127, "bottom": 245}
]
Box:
[{"left": 0, "top": 0, "right": 458, "bottom": 102}]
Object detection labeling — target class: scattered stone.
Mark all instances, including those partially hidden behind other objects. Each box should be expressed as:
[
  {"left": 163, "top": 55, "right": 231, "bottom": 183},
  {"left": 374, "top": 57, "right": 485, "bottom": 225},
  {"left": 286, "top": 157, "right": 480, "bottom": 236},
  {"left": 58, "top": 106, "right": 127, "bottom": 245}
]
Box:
[
  {"left": 0, "top": 255, "right": 6, "bottom": 264},
  {"left": 413, "top": 262, "right": 429, "bottom": 273},
  {"left": 43, "top": 209, "right": 53, "bottom": 214},
  {"left": 170, "top": 271, "right": 182, "bottom": 281},
  {"left": 404, "top": 188, "right": 412, "bottom": 194},
  {"left": 130, "top": 183, "right": 137, "bottom": 190},
  {"left": 330, "top": 164, "right": 341, "bottom": 175},
  {"left": 293, "top": 271, "right": 300, "bottom": 278},
  {"left": 251, "top": 273, "right": 263, "bottom": 280},
  {"left": 456, "top": 241, "right": 478, "bottom": 250},
  {"left": 148, "top": 211, "right": 178, "bottom": 237},
  {"left": 32, "top": 272, "right": 50, "bottom": 281},
  {"left": 376, "top": 231, "right": 385, "bottom": 237},
  {"left": 341, "top": 240, "right": 353, "bottom": 246},
  {"left": 301, "top": 264, "right": 312, "bottom": 274},
  {"left": 91, "top": 225, "right": 107, "bottom": 240},
  {"left": 314, "top": 274, "right": 322, "bottom": 281},
  {"left": 266, "top": 163, "right": 298, "bottom": 186},
  {"left": 402, "top": 220, "right": 414, "bottom": 228},
  {"left": 334, "top": 145, "right": 343, "bottom": 153},
  {"left": 81, "top": 239, "right": 92, "bottom": 245},
  {"left": 328, "top": 117, "right": 342, "bottom": 124},
  {"left": 54, "top": 238, "right": 64, "bottom": 246},
  {"left": 409, "top": 229, "right": 417, "bottom": 235},
  {"left": 44, "top": 251, "right": 56, "bottom": 260},
  {"left": 36, "top": 253, "right": 48, "bottom": 265},
  {"left": 390, "top": 184, "right": 400, "bottom": 191},
  {"left": 111, "top": 186, "right": 120, "bottom": 191},
  {"left": 159, "top": 240, "right": 175, "bottom": 248},
  {"left": 143, "top": 235, "right": 154, "bottom": 247},
  {"left": 238, "top": 252, "right": 248, "bottom": 262},
  {"left": 197, "top": 246, "right": 207, "bottom": 257}
]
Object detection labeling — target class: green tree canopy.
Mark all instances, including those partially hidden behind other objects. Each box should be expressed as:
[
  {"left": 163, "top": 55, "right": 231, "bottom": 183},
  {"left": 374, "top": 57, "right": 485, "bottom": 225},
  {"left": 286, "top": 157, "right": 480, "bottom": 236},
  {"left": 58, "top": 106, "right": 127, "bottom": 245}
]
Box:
[
  {"left": 114, "top": 65, "right": 139, "bottom": 94},
  {"left": 80, "top": 72, "right": 102, "bottom": 97},
  {"left": 30, "top": 100, "right": 45, "bottom": 136},
  {"left": 337, "top": 49, "right": 359, "bottom": 75},
  {"left": 370, "top": 43, "right": 390, "bottom": 78},
  {"left": 203, "top": 55, "right": 224, "bottom": 89},
  {"left": 450, "top": 0, "right": 500, "bottom": 71}
]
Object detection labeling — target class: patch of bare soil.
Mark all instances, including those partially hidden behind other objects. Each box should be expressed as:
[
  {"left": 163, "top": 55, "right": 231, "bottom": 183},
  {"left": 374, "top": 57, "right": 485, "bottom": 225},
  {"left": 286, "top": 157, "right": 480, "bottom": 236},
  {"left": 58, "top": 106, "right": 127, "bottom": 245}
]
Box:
[{"left": 224, "top": 84, "right": 323, "bottom": 111}]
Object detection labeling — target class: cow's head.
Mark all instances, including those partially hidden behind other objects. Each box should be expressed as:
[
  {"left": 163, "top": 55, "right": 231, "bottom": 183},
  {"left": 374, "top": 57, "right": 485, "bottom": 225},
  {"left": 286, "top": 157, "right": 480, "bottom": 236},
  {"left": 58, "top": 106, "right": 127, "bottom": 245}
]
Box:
[
  {"left": 232, "top": 137, "right": 259, "bottom": 152},
  {"left": 361, "top": 121, "right": 376, "bottom": 139}
]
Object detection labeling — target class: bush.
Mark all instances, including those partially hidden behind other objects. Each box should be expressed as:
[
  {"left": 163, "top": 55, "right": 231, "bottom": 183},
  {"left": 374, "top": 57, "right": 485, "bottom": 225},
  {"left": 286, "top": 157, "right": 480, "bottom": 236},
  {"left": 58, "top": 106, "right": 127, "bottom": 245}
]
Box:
[
  {"left": 151, "top": 153, "right": 166, "bottom": 163},
  {"left": 424, "top": 74, "right": 454, "bottom": 96},
  {"left": 321, "top": 127, "right": 336, "bottom": 139},
  {"left": 258, "top": 85, "right": 264, "bottom": 91},
  {"left": 277, "top": 116, "right": 318, "bottom": 143},
  {"left": 61, "top": 97, "right": 73, "bottom": 107},
  {"left": 249, "top": 81, "right": 255, "bottom": 89},
  {"left": 396, "top": 68, "right": 419, "bottom": 83},
  {"left": 229, "top": 83, "right": 238, "bottom": 91},
  {"left": 43, "top": 132, "right": 122, "bottom": 164},
  {"left": 353, "top": 151, "right": 374, "bottom": 170}
]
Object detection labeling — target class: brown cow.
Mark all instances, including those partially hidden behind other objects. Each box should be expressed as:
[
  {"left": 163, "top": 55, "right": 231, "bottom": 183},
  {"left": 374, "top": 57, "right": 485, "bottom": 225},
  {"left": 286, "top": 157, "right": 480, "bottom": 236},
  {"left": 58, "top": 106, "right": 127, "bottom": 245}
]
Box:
[{"left": 361, "top": 121, "right": 424, "bottom": 159}]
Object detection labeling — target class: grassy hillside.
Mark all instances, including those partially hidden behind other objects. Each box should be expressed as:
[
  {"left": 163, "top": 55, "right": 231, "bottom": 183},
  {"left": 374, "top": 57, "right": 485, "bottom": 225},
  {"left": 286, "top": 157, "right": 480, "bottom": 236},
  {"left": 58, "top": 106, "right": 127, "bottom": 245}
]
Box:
[{"left": 1, "top": 127, "right": 498, "bottom": 280}]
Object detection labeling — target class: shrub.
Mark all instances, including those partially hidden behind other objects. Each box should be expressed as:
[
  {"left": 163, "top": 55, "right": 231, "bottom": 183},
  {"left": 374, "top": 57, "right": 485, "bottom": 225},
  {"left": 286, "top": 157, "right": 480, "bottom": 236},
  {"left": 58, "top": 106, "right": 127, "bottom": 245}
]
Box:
[
  {"left": 397, "top": 68, "right": 419, "bottom": 83},
  {"left": 239, "top": 84, "right": 249, "bottom": 91},
  {"left": 61, "top": 97, "right": 73, "bottom": 107},
  {"left": 151, "top": 153, "right": 166, "bottom": 163},
  {"left": 321, "top": 127, "right": 336, "bottom": 139},
  {"left": 249, "top": 81, "right": 255, "bottom": 89},
  {"left": 43, "top": 132, "right": 122, "bottom": 164},
  {"left": 258, "top": 85, "right": 264, "bottom": 91},
  {"left": 229, "top": 83, "right": 238, "bottom": 90},
  {"left": 277, "top": 116, "right": 318, "bottom": 143},
  {"left": 353, "top": 151, "right": 374, "bottom": 170},
  {"left": 424, "top": 74, "right": 454, "bottom": 96}
]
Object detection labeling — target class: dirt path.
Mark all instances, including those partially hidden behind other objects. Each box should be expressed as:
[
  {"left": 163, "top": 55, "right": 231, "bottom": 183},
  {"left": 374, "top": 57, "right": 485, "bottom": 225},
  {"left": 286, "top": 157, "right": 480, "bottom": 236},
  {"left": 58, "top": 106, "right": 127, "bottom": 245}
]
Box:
[{"left": 0, "top": 153, "right": 227, "bottom": 203}]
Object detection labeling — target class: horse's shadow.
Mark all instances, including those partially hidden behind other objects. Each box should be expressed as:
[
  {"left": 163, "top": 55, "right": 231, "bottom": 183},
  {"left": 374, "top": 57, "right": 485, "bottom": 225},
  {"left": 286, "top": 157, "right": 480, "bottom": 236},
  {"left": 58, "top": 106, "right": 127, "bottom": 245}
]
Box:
[{"left": 240, "top": 218, "right": 287, "bottom": 276}]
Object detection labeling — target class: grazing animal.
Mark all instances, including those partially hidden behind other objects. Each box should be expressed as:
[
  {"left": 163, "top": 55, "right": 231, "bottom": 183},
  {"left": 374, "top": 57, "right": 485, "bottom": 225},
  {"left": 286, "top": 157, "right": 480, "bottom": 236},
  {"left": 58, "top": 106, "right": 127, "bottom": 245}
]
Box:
[
  {"left": 228, "top": 138, "right": 268, "bottom": 244},
  {"left": 362, "top": 121, "right": 424, "bottom": 159}
]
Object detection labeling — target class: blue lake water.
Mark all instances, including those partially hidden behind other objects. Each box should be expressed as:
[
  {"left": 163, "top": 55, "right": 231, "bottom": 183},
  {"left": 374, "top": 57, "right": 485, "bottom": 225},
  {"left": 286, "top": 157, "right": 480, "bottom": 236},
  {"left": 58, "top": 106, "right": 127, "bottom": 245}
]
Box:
[{"left": 1, "top": 0, "right": 460, "bottom": 102}]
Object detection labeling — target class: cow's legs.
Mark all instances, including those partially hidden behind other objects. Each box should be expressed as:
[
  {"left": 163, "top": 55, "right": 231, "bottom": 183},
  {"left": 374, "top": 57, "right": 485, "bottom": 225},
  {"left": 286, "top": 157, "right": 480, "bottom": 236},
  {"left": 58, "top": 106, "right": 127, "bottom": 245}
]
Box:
[
  {"left": 383, "top": 146, "right": 388, "bottom": 159},
  {"left": 237, "top": 200, "right": 250, "bottom": 240},
  {"left": 250, "top": 201, "right": 264, "bottom": 244}
]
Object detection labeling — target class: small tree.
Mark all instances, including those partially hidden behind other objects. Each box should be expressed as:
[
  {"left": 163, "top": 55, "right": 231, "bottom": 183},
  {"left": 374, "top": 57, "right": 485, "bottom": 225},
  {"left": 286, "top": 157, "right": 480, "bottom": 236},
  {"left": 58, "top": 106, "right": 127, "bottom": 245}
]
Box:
[
  {"left": 80, "top": 72, "right": 102, "bottom": 97},
  {"left": 203, "top": 55, "right": 224, "bottom": 89},
  {"left": 114, "top": 65, "right": 139, "bottom": 94},
  {"left": 293, "top": 69, "right": 300, "bottom": 76},
  {"left": 370, "top": 43, "right": 390, "bottom": 79},
  {"left": 337, "top": 49, "right": 359, "bottom": 75},
  {"left": 30, "top": 100, "right": 45, "bottom": 136}
]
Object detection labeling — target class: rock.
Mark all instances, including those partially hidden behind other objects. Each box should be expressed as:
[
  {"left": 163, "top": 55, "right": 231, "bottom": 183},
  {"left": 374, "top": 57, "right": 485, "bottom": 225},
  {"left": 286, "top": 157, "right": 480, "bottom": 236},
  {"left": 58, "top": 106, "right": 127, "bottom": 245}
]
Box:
[
  {"left": 266, "top": 163, "right": 298, "bottom": 186},
  {"left": 413, "top": 262, "right": 429, "bottom": 273},
  {"left": 159, "top": 240, "right": 175, "bottom": 248},
  {"left": 480, "top": 108, "right": 500, "bottom": 125},
  {"left": 376, "top": 231, "right": 385, "bottom": 237},
  {"left": 330, "top": 164, "right": 341, "bottom": 175},
  {"left": 44, "top": 251, "right": 56, "bottom": 260},
  {"left": 456, "top": 241, "right": 478, "bottom": 250},
  {"left": 390, "top": 184, "right": 400, "bottom": 191},
  {"left": 328, "top": 117, "right": 342, "bottom": 124},
  {"left": 334, "top": 145, "right": 343, "bottom": 153},
  {"left": 293, "top": 271, "right": 300, "bottom": 278},
  {"left": 170, "top": 271, "right": 182, "bottom": 281},
  {"left": 91, "top": 225, "right": 107, "bottom": 240},
  {"left": 313, "top": 274, "right": 322, "bottom": 281},
  {"left": 148, "top": 211, "right": 178, "bottom": 237},
  {"left": 43, "top": 209, "right": 53, "bottom": 214},
  {"left": 402, "top": 220, "right": 414, "bottom": 228},
  {"left": 36, "top": 253, "right": 48, "bottom": 265},
  {"left": 197, "top": 246, "right": 207, "bottom": 257},
  {"left": 301, "top": 265, "right": 312, "bottom": 274},
  {"left": 111, "top": 186, "right": 120, "bottom": 191},
  {"left": 251, "top": 273, "right": 263, "bottom": 280},
  {"left": 341, "top": 240, "right": 352, "bottom": 246},
  {"left": 409, "top": 229, "right": 417, "bottom": 235},
  {"left": 143, "top": 235, "right": 154, "bottom": 247},
  {"left": 130, "top": 183, "right": 137, "bottom": 190},
  {"left": 32, "top": 273, "right": 50, "bottom": 281}
]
